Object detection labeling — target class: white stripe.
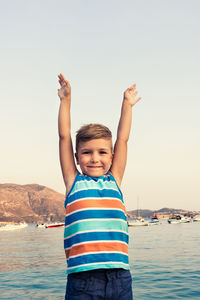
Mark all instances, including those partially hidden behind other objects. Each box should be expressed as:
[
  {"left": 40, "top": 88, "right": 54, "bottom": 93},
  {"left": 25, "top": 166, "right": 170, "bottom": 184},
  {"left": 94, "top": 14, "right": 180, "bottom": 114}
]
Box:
[
  {"left": 67, "top": 261, "right": 129, "bottom": 270},
  {"left": 64, "top": 229, "right": 129, "bottom": 240},
  {"left": 75, "top": 178, "right": 115, "bottom": 184},
  {"left": 68, "top": 250, "right": 128, "bottom": 260},
  {"left": 66, "top": 207, "right": 125, "bottom": 217},
  {"left": 69, "top": 186, "right": 120, "bottom": 197},
  {"left": 65, "top": 218, "right": 128, "bottom": 229},
  {"left": 64, "top": 240, "right": 128, "bottom": 251}
]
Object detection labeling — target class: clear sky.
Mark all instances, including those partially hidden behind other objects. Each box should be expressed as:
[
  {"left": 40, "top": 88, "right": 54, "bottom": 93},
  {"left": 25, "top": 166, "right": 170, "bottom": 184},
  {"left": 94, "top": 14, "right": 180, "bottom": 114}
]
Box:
[{"left": 1, "top": 0, "right": 199, "bottom": 211}]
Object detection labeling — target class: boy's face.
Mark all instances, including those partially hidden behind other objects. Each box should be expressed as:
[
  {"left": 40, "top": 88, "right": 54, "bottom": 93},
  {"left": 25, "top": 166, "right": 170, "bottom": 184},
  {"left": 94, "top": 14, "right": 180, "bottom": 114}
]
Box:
[{"left": 76, "top": 138, "right": 113, "bottom": 177}]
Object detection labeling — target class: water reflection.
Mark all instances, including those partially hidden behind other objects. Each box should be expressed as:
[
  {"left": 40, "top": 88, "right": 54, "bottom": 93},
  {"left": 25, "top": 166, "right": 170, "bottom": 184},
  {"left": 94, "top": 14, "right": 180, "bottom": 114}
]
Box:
[
  {"left": 0, "top": 226, "right": 65, "bottom": 272},
  {"left": 1, "top": 222, "right": 200, "bottom": 299}
]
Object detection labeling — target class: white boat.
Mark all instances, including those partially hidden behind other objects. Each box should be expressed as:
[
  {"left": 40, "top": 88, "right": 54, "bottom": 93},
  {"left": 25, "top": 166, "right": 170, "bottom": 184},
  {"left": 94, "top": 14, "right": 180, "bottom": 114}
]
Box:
[
  {"left": 36, "top": 222, "right": 65, "bottom": 228},
  {"left": 149, "top": 219, "right": 159, "bottom": 225},
  {"left": 128, "top": 219, "right": 149, "bottom": 227},
  {"left": 168, "top": 215, "right": 191, "bottom": 224},
  {"left": 168, "top": 215, "right": 181, "bottom": 224},
  {"left": 180, "top": 216, "right": 191, "bottom": 223},
  {"left": 149, "top": 210, "right": 159, "bottom": 225},
  {"left": 0, "top": 222, "right": 28, "bottom": 231},
  {"left": 36, "top": 223, "right": 46, "bottom": 228},
  {"left": 128, "top": 198, "right": 149, "bottom": 226},
  {"left": 45, "top": 222, "right": 65, "bottom": 228},
  {"left": 193, "top": 214, "right": 200, "bottom": 222},
  {"left": 168, "top": 219, "right": 181, "bottom": 224}
]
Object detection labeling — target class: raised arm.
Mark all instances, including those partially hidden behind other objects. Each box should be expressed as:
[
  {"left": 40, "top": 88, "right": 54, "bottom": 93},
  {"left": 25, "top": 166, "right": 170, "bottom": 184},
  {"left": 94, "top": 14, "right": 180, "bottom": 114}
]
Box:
[
  {"left": 58, "top": 74, "right": 78, "bottom": 193},
  {"left": 110, "top": 84, "right": 141, "bottom": 186}
]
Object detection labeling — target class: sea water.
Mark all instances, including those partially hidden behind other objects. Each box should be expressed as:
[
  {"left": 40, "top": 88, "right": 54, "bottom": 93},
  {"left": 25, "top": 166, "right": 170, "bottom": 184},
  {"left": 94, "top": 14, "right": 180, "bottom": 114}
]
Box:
[{"left": 0, "top": 221, "right": 200, "bottom": 299}]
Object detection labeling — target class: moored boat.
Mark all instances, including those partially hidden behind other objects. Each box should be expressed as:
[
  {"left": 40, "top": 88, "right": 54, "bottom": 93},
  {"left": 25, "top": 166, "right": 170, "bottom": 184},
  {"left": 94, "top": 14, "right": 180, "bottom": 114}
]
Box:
[
  {"left": 128, "top": 219, "right": 149, "bottom": 226},
  {"left": 36, "top": 223, "right": 46, "bottom": 228},
  {"left": 0, "top": 222, "right": 28, "bottom": 231},
  {"left": 149, "top": 210, "right": 159, "bottom": 225},
  {"left": 168, "top": 215, "right": 181, "bottom": 224},
  {"left": 180, "top": 216, "right": 191, "bottom": 223},
  {"left": 45, "top": 222, "right": 65, "bottom": 228},
  {"left": 168, "top": 215, "right": 191, "bottom": 224},
  {"left": 149, "top": 219, "right": 159, "bottom": 225},
  {"left": 193, "top": 214, "right": 200, "bottom": 222}
]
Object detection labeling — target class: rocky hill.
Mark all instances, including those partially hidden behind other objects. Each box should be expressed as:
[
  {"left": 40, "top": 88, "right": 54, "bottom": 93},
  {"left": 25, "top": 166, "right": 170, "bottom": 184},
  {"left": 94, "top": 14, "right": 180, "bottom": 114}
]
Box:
[
  {"left": 127, "top": 208, "right": 192, "bottom": 219},
  {"left": 0, "top": 183, "right": 65, "bottom": 223},
  {"left": 1, "top": 183, "right": 195, "bottom": 223}
]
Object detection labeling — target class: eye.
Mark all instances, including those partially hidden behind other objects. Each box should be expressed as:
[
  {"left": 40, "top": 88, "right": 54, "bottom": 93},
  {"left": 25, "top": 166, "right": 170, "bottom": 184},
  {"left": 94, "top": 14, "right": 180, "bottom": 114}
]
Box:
[
  {"left": 99, "top": 151, "right": 107, "bottom": 154},
  {"left": 82, "top": 151, "right": 90, "bottom": 154}
]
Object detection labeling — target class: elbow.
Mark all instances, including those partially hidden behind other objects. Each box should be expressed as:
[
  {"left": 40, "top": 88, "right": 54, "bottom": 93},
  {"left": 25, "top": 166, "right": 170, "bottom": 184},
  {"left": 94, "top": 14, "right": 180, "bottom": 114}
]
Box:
[
  {"left": 59, "top": 129, "right": 71, "bottom": 140},
  {"left": 59, "top": 133, "right": 65, "bottom": 140},
  {"left": 59, "top": 133, "right": 72, "bottom": 146}
]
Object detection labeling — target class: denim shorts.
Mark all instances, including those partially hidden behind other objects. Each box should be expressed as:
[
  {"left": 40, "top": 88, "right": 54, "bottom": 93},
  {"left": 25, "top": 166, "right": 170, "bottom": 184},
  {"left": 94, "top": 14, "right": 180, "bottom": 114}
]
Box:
[{"left": 65, "top": 268, "right": 133, "bottom": 300}]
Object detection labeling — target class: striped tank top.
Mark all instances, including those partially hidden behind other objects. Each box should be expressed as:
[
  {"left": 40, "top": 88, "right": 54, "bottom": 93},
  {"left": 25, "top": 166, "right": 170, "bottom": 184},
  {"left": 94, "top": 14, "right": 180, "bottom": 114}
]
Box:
[{"left": 64, "top": 172, "right": 129, "bottom": 274}]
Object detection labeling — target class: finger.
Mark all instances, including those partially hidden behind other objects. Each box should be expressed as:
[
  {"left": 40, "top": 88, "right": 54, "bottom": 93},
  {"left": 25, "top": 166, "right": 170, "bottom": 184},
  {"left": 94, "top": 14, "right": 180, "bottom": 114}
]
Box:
[
  {"left": 58, "top": 74, "right": 66, "bottom": 85},
  {"left": 59, "top": 78, "right": 65, "bottom": 84},
  {"left": 58, "top": 75, "right": 63, "bottom": 83},
  {"left": 130, "top": 83, "right": 136, "bottom": 89},
  {"left": 59, "top": 73, "right": 68, "bottom": 84},
  {"left": 58, "top": 74, "right": 63, "bottom": 81},
  {"left": 59, "top": 78, "right": 67, "bottom": 87},
  {"left": 59, "top": 79, "right": 65, "bottom": 87},
  {"left": 128, "top": 85, "right": 136, "bottom": 93},
  {"left": 133, "top": 90, "right": 138, "bottom": 96},
  {"left": 58, "top": 73, "right": 65, "bottom": 80},
  {"left": 136, "top": 97, "right": 142, "bottom": 102}
]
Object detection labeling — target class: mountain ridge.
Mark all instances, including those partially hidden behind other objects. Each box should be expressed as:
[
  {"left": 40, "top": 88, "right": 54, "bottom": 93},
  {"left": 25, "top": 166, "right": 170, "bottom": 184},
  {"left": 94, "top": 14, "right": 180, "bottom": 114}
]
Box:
[
  {"left": 0, "top": 183, "right": 65, "bottom": 223},
  {"left": 0, "top": 183, "right": 197, "bottom": 223}
]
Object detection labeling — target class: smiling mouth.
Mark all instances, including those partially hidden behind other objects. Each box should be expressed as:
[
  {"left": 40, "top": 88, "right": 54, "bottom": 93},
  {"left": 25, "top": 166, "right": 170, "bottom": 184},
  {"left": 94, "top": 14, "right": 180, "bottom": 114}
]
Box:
[{"left": 87, "top": 166, "right": 102, "bottom": 168}]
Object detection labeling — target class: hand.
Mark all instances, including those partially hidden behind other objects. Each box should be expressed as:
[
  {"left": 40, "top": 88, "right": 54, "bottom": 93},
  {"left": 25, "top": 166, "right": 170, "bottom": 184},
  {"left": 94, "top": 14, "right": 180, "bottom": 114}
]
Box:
[
  {"left": 124, "top": 84, "right": 141, "bottom": 106},
  {"left": 58, "top": 73, "right": 71, "bottom": 100}
]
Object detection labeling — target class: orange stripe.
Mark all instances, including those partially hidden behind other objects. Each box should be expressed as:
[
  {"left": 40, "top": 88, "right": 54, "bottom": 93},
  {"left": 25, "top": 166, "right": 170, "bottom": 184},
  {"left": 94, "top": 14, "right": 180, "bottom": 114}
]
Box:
[
  {"left": 65, "top": 241, "right": 128, "bottom": 258},
  {"left": 66, "top": 199, "right": 125, "bottom": 214}
]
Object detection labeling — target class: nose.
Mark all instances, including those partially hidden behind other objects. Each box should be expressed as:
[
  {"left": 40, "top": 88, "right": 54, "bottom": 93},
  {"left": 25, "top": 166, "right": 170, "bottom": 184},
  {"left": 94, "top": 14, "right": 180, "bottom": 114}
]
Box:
[{"left": 91, "top": 152, "right": 99, "bottom": 163}]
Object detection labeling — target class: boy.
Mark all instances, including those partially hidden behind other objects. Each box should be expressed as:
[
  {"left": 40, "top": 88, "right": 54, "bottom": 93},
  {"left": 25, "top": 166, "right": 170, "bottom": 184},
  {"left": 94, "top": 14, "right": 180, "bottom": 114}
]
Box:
[{"left": 58, "top": 73, "right": 141, "bottom": 300}]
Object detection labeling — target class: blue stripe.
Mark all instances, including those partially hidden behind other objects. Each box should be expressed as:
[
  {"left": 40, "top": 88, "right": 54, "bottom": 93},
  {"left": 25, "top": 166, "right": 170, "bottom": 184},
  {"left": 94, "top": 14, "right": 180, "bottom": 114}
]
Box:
[
  {"left": 68, "top": 181, "right": 119, "bottom": 195},
  {"left": 75, "top": 174, "right": 112, "bottom": 182},
  {"left": 65, "top": 210, "right": 127, "bottom": 226},
  {"left": 67, "top": 189, "right": 122, "bottom": 204},
  {"left": 64, "top": 231, "right": 129, "bottom": 248},
  {"left": 68, "top": 253, "right": 129, "bottom": 268},
  {"left": 67, "top": 263, "right": 130, "bottom": 274}
]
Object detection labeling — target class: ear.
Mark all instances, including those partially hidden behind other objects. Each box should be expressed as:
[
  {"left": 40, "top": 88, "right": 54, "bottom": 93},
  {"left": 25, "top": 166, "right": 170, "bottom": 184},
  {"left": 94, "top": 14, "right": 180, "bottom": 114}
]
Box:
[
  {"left": 111, "top": 152, "right": 114, "bottom": 161},
  {"left": 75, "top": 153, "right": 79, "bottom": 165}
]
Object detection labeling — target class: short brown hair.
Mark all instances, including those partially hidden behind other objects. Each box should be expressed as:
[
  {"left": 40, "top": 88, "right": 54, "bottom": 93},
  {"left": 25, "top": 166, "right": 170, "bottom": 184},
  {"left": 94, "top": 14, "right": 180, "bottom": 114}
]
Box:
[{"left": 76, "top": 123, "right": 112, "bottom": 152}]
